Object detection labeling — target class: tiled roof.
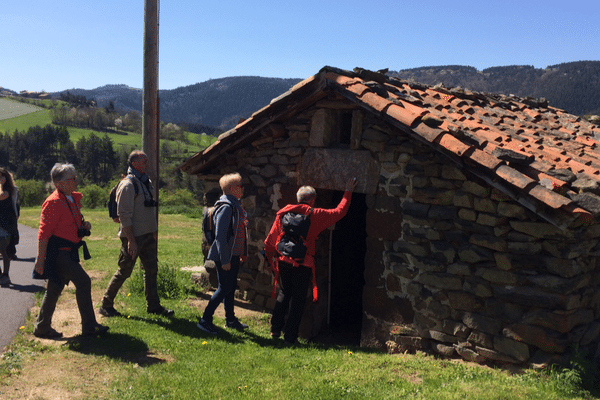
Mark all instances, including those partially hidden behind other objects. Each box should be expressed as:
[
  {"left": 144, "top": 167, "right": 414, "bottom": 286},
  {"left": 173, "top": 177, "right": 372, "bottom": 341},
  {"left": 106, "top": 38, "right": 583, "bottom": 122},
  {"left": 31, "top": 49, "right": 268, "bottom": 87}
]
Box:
[{"left": 179, "top": 67, "right": 600, "bottom": 229}]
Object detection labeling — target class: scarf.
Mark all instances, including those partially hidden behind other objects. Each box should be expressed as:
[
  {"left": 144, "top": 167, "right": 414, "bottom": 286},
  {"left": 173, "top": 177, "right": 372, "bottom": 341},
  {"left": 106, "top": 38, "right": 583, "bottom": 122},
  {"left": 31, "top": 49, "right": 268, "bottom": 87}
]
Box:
[{"left": 127, "top": 166, "right": 155, "bottom": 203}]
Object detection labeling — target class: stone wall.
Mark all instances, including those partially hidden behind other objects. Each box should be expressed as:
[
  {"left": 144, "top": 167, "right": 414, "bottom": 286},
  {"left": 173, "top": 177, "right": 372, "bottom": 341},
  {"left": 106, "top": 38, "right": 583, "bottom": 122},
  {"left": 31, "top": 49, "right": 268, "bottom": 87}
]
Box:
[
  {"left": 199, "top": 96, "right": 600, "bottom": 365},
  {"left": 359, "top": 130, "right": 600, "bottom": 365}
]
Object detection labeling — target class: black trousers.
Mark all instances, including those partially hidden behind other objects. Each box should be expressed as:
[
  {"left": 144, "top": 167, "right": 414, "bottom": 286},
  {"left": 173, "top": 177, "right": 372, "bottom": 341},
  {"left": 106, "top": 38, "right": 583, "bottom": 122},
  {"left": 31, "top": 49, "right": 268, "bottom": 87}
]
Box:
[{"left": 270, "top": 262, "right": 312, "bottom": 343}]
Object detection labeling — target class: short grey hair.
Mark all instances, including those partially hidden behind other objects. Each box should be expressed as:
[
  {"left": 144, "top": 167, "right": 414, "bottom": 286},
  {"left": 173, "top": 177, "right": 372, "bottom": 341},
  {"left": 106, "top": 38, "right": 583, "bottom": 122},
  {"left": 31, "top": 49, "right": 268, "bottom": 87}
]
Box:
[
  {"left": 297, "top": 186, "right": 316, "bottom": 203},
  {"left": 51, "top": 163, "right": 77, "bottom": 183}
]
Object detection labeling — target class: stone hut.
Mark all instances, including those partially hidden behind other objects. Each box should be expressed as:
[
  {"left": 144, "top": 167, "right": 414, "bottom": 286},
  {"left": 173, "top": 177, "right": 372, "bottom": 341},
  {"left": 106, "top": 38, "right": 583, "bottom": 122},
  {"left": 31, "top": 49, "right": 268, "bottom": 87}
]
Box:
[{"left": 179, "top": 66, "right": 600, "bottom": 366}]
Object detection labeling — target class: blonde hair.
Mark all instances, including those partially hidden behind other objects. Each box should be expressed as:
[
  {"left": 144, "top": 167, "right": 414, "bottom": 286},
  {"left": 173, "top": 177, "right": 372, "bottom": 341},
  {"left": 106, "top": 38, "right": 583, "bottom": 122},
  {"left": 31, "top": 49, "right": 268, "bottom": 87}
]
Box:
[
  {"left": 219, "top": 173, "right": 242, "bottom": 195},
  {"left": 297, "top": 186, "right": 316, "bottom": 203}
]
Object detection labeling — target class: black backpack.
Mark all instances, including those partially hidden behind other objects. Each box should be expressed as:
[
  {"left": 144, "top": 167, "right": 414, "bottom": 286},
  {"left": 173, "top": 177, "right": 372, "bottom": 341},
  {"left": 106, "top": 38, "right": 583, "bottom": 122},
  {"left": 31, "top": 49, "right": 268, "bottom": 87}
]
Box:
[
  {"left": 276, "top": 208, "right": 313, "bottom": 262},
  {"left": 108, "top": 176, "right": 138, "bottom": 222}
]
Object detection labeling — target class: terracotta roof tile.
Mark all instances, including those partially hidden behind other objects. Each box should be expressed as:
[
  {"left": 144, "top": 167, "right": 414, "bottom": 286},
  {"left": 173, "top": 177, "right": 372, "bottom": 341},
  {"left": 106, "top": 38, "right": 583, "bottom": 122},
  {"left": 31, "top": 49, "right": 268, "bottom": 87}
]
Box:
[
  {"left": 436, "top": 133, "right": 472, "bottom": 156},
  {"left": 466, "top": 148, "right": 504, "bottom": 170},
  {"left": 527, "top": 184, "right": 572, "bottom": 209},
  {"left": 345, "top": 82, "right": 371, "bottom": 97},
  {"left": 496, "top": 165, "right": 535, "bottom": 189},
  {"left": 361, "top": 92, "right": 392, "bottom": 113},
  {"left": 323, "top": 72, "right": 359, "bottom": 87},
  {"left": 412, "top": 123, "right": 445, "bottom": 142},
  {"left": 385, "top": 104, "right": 422, "bottom": 127}
]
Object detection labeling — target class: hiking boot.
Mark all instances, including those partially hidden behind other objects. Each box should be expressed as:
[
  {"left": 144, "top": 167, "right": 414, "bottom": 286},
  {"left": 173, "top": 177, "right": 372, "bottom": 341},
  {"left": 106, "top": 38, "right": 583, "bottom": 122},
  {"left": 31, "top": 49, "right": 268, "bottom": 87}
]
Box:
[
  {"left": 33, "top": 328, "right": 63, "bottom": 339},
  {"left": 82, "top": 324, "right": 110, "bottom": 336},
  {"left": 148, "top": 306, "right": 175, "bottom": 316},
  {"left": 99, "top": 306, "right": 122, "bottom": 317},
  {"left": 197, "top": 319, "right": 218, "bottom": 335},
  {"left": 0, "top": 275, "right": 11, "bottom": 286},
  {"left": 224, "top": 319, "right": 248, "bottom": 331}
]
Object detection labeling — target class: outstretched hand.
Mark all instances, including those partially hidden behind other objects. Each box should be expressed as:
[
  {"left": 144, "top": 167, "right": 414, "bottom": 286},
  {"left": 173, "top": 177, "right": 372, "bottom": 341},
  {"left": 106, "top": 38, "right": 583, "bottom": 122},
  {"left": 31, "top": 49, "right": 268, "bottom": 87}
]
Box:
[{"left": 345, "top": 177, "right": 358, "bottom": 192}]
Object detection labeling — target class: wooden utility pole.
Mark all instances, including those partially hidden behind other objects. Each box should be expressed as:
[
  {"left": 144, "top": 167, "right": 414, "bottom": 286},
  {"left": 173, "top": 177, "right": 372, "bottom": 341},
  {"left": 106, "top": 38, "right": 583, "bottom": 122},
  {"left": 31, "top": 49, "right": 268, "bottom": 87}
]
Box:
[{"left": 143, "top": 0, "right": 159, "bottom": 195}]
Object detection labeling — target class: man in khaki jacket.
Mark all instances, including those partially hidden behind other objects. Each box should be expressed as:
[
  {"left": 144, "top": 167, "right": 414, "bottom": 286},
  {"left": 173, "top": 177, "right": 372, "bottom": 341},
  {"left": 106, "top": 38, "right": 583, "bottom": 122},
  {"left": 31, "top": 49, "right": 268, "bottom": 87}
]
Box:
[{"left": 99, "top": 150, "right": 174, "bottom": 317}]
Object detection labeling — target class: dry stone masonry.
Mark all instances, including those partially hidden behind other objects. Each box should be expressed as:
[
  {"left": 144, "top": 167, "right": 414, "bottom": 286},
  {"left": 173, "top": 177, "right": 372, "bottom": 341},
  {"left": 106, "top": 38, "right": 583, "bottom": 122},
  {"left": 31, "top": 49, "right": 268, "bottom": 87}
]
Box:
[{"left": 186, "top": 68, "right": 600, "bottom": 367}]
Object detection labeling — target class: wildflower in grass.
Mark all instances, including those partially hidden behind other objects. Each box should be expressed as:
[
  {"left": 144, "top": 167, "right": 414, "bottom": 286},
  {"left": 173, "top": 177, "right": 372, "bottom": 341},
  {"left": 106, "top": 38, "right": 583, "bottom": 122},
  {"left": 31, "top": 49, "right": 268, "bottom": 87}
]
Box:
[
  {"left": 348, "top": 351, "right": 353, "bottom": 356},
  {"left": 19, "top": 326, "right": 25, "bottom": 330},
  {"left": 202, "top": 341, "right": 207, "bottom": 345},
  {"left": 127, "top": 293, "right": 131, "bottom": 297}
]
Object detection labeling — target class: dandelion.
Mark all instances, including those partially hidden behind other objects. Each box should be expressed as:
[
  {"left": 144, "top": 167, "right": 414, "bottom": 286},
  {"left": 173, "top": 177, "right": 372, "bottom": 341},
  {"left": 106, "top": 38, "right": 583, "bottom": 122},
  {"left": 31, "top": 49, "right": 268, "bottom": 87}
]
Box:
[
  {"left": 127, "top": 293, "right": 131, "bottom": 297},
  {"left": 202, "top": 341, "right": 207, "bottom": 345},
  {"left": 19, "top": 326, "right": 25, "bottom": 330}
]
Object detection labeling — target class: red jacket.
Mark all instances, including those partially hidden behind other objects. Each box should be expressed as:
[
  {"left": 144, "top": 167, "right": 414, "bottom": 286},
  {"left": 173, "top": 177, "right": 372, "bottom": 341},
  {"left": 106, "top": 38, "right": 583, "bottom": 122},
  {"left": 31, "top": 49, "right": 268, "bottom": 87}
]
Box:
[
  {"left": 38, "top": 190, "right": 84, "bottom": 243},
  {"left": 264, "top": 191, "right": 352, "bottom": 301}
]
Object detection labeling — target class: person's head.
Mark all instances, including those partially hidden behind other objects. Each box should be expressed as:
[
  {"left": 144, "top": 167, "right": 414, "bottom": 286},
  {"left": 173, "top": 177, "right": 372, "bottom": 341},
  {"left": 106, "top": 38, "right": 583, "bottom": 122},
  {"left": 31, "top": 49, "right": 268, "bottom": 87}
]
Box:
[
  {"left": 220, "top": 173, "right": 243, "bottom": 199},
  {"left": 128, "top": 150, "right": 148, "bottom": 174},
  {"left": 51, "top": 163, "right": 78, "bottom": 195},
  {"left": 0, "top": 168, "right": 16, "bottom": 195},
  {"left": 297, "top": 186, "right": 316, "bottom": 205}
]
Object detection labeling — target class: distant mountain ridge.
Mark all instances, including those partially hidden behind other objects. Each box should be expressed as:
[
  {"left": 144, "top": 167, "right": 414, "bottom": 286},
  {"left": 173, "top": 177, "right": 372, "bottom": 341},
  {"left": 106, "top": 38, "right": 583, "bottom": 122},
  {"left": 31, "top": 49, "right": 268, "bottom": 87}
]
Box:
[
  {"left": 389, "top": 61, "right": 600, "bottom": 116},
  {"left": 51, "top": 77, "right": 302, "bottom": 131},
  {"left": 6, "top": 61, "right": 597, "bottom": 131}
]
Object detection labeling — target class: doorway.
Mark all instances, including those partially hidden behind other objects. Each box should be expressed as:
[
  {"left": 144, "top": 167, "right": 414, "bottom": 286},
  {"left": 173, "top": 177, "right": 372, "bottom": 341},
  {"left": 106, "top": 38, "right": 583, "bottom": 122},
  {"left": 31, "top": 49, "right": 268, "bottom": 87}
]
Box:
[{"left": 328, "top": 191, "right": 367, "bottom": 345}]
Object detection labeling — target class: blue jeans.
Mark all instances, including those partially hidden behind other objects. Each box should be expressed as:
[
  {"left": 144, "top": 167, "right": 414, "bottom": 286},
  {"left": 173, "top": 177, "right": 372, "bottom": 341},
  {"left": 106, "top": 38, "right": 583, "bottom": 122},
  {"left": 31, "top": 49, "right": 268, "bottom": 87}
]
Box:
[{"left": 202, "top": 257, "right": 240, "bottom": 323}]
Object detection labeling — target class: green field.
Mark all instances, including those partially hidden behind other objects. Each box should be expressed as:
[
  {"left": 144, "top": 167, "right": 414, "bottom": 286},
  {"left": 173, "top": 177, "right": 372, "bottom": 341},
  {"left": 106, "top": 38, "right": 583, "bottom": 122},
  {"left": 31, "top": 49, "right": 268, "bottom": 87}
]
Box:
[
  {"left": 0, "top": 98, "right": 46, "bottom": 127},
  {"left": 0, "top": 97, "right": 43, "bottom": 121},
  {"left": 0, "top": 100, "right": 214, "bottom": 154}
]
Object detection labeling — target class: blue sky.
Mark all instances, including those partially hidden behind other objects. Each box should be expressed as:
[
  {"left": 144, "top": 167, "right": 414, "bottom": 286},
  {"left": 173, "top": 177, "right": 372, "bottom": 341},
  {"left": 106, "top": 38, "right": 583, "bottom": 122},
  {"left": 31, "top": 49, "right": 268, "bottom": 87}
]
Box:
[{"left": 1, "top": 0, "right": 598, "bottom": 93}]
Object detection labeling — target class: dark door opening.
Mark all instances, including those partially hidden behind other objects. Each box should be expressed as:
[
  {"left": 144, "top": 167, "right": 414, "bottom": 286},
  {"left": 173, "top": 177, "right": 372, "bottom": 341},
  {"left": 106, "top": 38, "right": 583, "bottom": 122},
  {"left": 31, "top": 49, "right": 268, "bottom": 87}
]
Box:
[{"left": 329, "top": 191, "right": 367, "bottom": 346}]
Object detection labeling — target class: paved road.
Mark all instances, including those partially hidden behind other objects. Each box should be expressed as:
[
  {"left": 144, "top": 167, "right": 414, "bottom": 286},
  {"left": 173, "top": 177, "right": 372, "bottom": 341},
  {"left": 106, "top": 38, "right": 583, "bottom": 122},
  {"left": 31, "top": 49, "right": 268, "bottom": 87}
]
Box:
[{"left": 0, "top": 224, "right": 44, "bottom": 353}]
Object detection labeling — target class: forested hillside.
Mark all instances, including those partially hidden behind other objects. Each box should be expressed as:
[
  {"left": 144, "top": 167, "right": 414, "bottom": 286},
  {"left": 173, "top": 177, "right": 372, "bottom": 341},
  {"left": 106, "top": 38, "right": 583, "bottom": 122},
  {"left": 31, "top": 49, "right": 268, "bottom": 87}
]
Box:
[
  {"left": 389, "top": 61, "right": 600, "bottom": 116},
  {"left": 54, "top": 77, "right": 301, "bottom": 132}
]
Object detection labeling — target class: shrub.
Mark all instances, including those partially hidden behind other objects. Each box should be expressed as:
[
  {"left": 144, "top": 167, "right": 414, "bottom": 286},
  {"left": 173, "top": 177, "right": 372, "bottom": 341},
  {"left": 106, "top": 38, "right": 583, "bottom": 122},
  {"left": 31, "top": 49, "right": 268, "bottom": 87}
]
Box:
[
  {"left": 15, "top": 179, "right": 48, "bottom": 206},
  {"left": 128, "top": 262, "right": 185, "bottom": 299},
  {"left": 79, "top": 184, "right": 109, "bottom": 209},
  {"left": 158, "top": 188, "right": 202, "bottom": 218},
  {"left": 159, "top": 188, "right": 199, "bottom": 208}
]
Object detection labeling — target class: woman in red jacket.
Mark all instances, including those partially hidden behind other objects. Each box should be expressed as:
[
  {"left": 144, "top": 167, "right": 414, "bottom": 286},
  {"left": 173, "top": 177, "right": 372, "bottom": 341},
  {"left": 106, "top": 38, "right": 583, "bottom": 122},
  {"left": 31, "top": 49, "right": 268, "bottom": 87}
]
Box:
[
  {"left": 32, "top": 163, "right": 108, "bottom": 339},
  {"left": 264, "top": 177, "right": 357, "bottom": 345}
]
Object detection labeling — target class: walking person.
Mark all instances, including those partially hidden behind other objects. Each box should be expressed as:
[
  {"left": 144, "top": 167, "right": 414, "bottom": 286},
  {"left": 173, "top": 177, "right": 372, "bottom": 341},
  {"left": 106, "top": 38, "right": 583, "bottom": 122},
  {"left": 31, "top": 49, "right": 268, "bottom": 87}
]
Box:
[
  {"left": 264, "top": 177, "right": 358, "bottom": 345},
  {"left": 99, "top": 150, "right": 174, "bottom": 317},
  {"left": 0, "top": 168, "right": 20, "bottom": 286},
  {"left": 32, "top": 163, "right": 108, "bottom": 338},
  {"left": 197, "top": 172, "right": 248, "bottom": 334}
]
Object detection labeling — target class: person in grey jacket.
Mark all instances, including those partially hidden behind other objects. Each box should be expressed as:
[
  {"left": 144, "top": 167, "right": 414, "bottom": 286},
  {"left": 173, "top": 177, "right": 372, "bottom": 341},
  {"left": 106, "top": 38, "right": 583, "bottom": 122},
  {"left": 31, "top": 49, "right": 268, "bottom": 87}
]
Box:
[
  {"left": 99, "top": 150, "right": 174, "bottom": 317},
  {"left": 197, "top": 172, "right": 248, "bottom": 334}
]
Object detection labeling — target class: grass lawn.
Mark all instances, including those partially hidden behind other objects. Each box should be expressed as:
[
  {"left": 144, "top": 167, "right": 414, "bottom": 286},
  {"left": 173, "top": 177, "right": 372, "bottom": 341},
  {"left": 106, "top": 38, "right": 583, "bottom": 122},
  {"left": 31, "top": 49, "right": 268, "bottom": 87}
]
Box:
[{"left": 0, "top": 208, "right": 597, "bottom": 399}]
